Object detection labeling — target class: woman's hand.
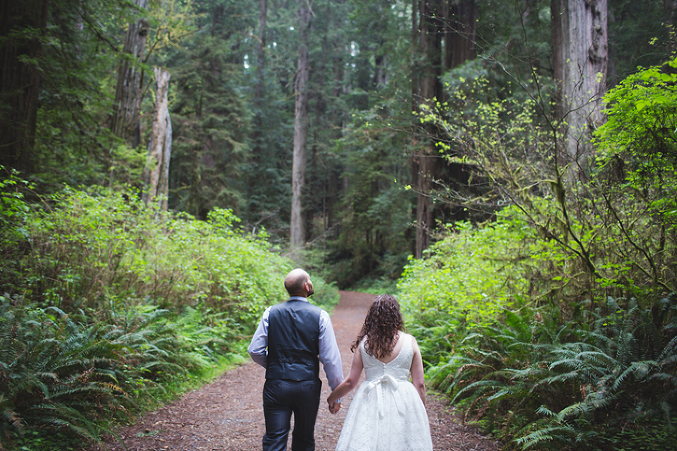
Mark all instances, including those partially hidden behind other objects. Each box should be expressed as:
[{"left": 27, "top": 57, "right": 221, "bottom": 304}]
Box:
[{"left": 328, "top": 399, "right": 341, "bottom": 414}]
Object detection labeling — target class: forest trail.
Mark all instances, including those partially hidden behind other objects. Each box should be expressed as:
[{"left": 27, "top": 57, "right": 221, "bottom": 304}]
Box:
[{"left": 88, "top": 291, "right": 500, "bottom": 451}]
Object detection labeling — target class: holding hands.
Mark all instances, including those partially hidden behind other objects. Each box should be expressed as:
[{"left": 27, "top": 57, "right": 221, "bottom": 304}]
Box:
[{"left": 328, "top": 399, "right": 341, "bottom": 414}]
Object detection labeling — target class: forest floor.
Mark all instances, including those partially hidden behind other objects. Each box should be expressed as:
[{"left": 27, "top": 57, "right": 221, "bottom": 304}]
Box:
[{"left": 87, "top": 291, "right": 501, "bottom": 451}]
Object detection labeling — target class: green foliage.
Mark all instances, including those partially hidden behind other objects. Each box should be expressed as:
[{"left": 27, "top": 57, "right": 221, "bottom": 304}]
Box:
[
  {"left": 29, "top": 0, "right": 134, "bottom": 188},
  {"left": 9, "top": 187, "right": 288, "bottom": 317},
  {"left": 0, "top": 185, "right": 327, "bottom": 448},
  {"left": 589, "top": 57, "right": 677, "bottom": 297},
  {"left": 516, "top": 297, "right": 677, "bottom": 450},
  {"left": 0, "top": 300, "right": 124, "bottom": 445},
  {"left": 420, "top": 57, "right": 677, "bottom": 305},
  {"left": 404, "top": 54, "right": 677, "bottom": 451},
  {"left": 0, "top": 168, "right": 34, "bottom": 296},
  {"left": 0, "top": 168, "right": 32, "bottom": 247},
  {"left": 416, "top": 297, "right": 677, "bottom": 451},
  {"left": 0, "top": 296, "right": 248, "bottom": 449},
  {"left": 399, "top": 208, "right": 564, "bottom": 328},
  {"left": 594, "top": 55, "right": 677, "bottom": 221}
]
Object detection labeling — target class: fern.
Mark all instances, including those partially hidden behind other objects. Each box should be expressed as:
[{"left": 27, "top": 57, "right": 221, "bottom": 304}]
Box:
[
  {"left": 421, "top": 296, "right": 677, "bottom": 450},
  {"left": 515, "top": 425, "right": 577, "bottom": 449}
]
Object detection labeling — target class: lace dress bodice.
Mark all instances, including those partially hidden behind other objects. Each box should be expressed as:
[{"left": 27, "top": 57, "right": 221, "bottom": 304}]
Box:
[{"left": 362, "top": 334, "right": 413, "bottom": 382}]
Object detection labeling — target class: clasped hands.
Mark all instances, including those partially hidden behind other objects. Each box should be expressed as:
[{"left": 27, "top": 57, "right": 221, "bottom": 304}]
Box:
[{"left": 327, "top": 399, "right": 341, "bottom": 414}]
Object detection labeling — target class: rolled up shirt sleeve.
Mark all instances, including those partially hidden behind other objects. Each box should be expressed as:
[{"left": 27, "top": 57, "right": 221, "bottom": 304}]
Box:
[
  {"left": 318, "top": 310, "right": 344, "bottom": 391},
  {"left": 248, "top": 307, "right": 271, "bottom": 367}
]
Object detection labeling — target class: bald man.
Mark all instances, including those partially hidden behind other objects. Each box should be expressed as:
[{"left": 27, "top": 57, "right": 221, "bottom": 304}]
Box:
[{"left": 248, "top": 269, "right": 344, "bottom": 451}]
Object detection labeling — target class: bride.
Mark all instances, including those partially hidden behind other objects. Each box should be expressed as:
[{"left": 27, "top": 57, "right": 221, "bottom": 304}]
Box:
[{"left": 327, "top": 294, "right": 433, "bottom": 451}]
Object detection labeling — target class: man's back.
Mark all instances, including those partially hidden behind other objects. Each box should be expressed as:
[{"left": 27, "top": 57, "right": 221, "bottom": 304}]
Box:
[{"left": 266, "top": 300, "right": 321, "bottom": 381}]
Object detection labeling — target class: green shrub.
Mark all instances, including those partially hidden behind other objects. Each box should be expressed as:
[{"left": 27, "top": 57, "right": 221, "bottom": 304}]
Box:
[
  {"left": 0, "top": 299, "right": 125, "bottom": 445},
  {"left": 398, "top": 206, "right": 567, "bottom": 328},
  {"left": 420, "top": 296, "right": 677, "bottom": 450},
  {"left": 15, "top": 187, "right": 290, "bottom": 318},
  {"left": 0, "top": 185, "right": 326, "bottom": 448},
  {"left": 401, "top": 56, "right": 677, "bottom": 451},
  {"left": 0, "top": 295, "right": 257, "bottom": 449}
]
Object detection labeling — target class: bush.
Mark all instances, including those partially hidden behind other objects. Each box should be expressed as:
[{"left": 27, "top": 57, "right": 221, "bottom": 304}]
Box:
[
  {"left": 398, "top": 206, "right": 566, "bottom": 328},
  {"left": 14, "top": 187, "right": 290, "bottom": 317},
  {"left": 417, "top": 296, "right": 677, "bottom": 451},
  {"left": 0, "top": 183, "right": 326, "bottom": 448},
  {"left": 401, "top": 58, "right": 677, "bottom": 448}
]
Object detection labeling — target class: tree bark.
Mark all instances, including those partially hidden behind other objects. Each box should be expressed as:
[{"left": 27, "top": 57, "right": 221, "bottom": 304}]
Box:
[
  {"left": 143, "top": 67, "right": 172, "bottom": 211},
  {"left": 444, "top": 0, "right": 477, "bottom": 70},
  {"left": 290, "top": 1, "right": 312, "bottom": 253},
  {"left": 256, "top": 0, "right": 268, "bottom": 101},
  {"left": 411, "top": 0, "right": 478, "bottom": 258},
  {"left": 111, "top": 0, "right": 149, "bottom": 147},
  {"left": 0, "top": 0, "right": 48, "bottom": 174},
  {"left": 552, "top": 0, "right": 608, "bottom": 173},
  {"left": 412, "top": 0, "right": 445, "bottom": 259}
]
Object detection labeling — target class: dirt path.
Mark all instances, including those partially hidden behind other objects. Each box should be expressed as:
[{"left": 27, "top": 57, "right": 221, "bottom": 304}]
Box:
[{"left": 89, "top": 291, "right": 500, "bottom": 451}]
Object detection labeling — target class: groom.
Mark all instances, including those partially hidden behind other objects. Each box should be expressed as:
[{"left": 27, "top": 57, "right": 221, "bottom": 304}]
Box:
[{"left": 248, "top": 268, "right": 344, "bottom": 451}]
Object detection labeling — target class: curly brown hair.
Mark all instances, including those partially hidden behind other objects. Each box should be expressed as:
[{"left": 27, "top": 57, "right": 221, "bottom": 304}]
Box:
[{"left": 351, "top": 294, "right": 404, "bottom": 359}]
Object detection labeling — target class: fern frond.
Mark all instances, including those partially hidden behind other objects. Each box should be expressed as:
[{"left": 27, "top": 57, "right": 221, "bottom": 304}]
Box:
[
  {"left": 505, "top": 366, "right": 550, "bottom": 381},
  {"left": 576, "top": 351, "right": 617, "bottom": 369},
  {"left": 658, "top": 334, "right": 677, "bottom": 361},
  {"left": 515, "top": 425, "right": 576, "bottom": 449},
  {"left": 650, "top": 371, "right": 677, "bottom": 387},
  {"left": 538, "top": 370, "right": 582, "bottom": 385},
  {"left": 452, "top": 379, "right": 506, "bottom": 403},
  {"left": 487, "top": 386, "right": 524, "bottom": 401},
  {"left": 557, "top": 401, "right": 593, "bottom": 420},
  {"left": 535, "top": 405, "right": 556, "bottom": 417},
  {"left": 613, "top": 360, "right": 656, "bottom": 389}
]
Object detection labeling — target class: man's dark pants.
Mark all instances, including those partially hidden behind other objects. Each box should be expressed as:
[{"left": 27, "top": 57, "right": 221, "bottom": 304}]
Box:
[{"left": 262, "top": 378, "right": 322, "bottom": 451}]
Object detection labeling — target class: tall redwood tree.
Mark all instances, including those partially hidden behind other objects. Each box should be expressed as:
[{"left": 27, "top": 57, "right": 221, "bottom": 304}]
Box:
[{"left": 552, "top": 0, "right": 608, "bottom": 173}]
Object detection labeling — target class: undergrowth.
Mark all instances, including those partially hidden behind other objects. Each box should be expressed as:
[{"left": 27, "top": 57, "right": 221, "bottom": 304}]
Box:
[
  {"left": 400, "top": 58, "right": 677, "bottom": 451},
  {"left": 0, "top": 179, "right": 338, "bottom": 450}
]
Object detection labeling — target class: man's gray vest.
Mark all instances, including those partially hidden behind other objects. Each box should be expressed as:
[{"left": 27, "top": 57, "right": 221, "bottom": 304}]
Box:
[{"left": 266, "top": 299, "right": 321, "bottom": 381}]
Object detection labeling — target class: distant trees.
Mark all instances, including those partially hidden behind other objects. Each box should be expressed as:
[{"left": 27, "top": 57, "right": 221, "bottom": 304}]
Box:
[
  {"left": 167, "top": 0, "right": 255, "bottom": 219},
  {"left": 0, "top": 0, "right": 48, "bottom": 174},
  {"left": 0, "top": 0, "right": 673, "bottom": 286}
]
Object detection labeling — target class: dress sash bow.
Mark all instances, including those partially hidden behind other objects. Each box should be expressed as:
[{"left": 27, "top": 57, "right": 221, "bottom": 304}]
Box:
[{"left": 363, "top": 374, "right": 405, "bottom": 417}]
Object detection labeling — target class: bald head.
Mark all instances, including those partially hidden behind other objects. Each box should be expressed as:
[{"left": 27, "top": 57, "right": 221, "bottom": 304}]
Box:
[{"left": 284, "top": 268, "right": 314, "bottom": 297}]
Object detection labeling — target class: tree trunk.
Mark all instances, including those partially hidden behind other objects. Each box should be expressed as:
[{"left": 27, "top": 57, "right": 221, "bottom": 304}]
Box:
[
  {"left": 444, "top": 0, "right": 477, "bottom": 70},
  {"left": 143, "top": 67, "right": 172, "bottom": 211},
  {"left": 410, "top": 0, "right": 478, "bottom": 258},
  {"left": 552, "top": 0, "right": 608, "bottom": 173},
  {"left": 412, "top": 0, "right": 444, "bottom": 258},
  {"left": 111, "top": 0, "right": 149, "bottom": 147},
  {"left": 290, "top": 1, "right": 312, "bottom": 253},
  {"left": 256, "top": 0, "right": 268, "bottom": 101},
  {"left": 0, "top": 0, "right": 48, "bottom": 174}
]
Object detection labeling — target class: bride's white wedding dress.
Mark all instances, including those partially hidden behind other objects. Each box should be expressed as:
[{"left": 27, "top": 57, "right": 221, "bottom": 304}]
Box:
[{"left": 335, "top": 333, "right": 433, "bottom": 451}]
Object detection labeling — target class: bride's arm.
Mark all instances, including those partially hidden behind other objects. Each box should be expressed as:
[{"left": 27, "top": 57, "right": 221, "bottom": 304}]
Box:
[
  {"left": 327, "top": 348, "right": 364, "bottom": 405},
  {"left": 410, "top": 337, "right": 426, "bottom": 407}
]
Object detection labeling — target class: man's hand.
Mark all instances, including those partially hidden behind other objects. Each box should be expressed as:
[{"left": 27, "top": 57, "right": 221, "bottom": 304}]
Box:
[{"left": 328, "top": 400, "right": 341, "bottom": 414}]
